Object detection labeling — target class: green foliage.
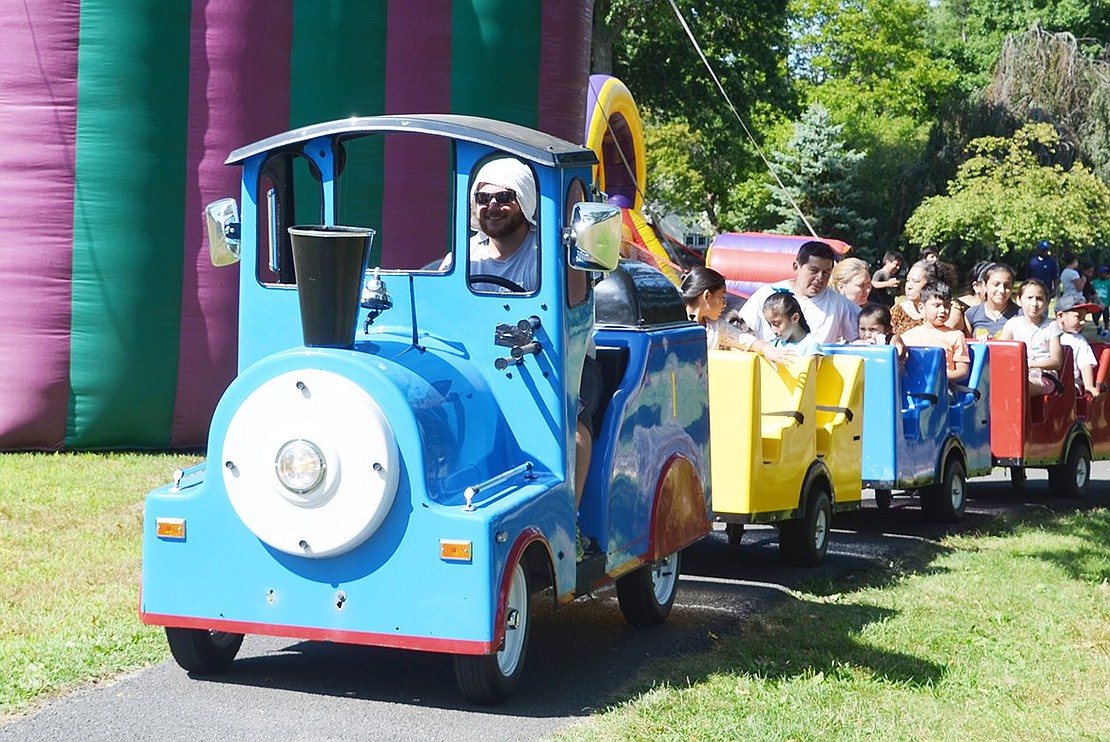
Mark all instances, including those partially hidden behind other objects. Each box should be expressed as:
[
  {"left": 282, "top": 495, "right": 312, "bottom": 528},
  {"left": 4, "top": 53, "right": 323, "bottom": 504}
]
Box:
[
  {"left": 905, "top": 123, "right": 1110, "bottom": 267},
  {"left": 928, "top": 0, "right": 1110, "bottom": 92},
  {"left": 642, "top": 119, "right": 714, "bottom": 225},
  {"left": 595, "top": 0, "right": 795, "bottom": 232},
  {"left": 788, "top": 0, "right": 962, "bottom": 253},
  {"left": 767, "top": 103, "right": 878, "bottom": 257},
  {"left": 792, "top": 0, "right": 960, "bottom": 121}
]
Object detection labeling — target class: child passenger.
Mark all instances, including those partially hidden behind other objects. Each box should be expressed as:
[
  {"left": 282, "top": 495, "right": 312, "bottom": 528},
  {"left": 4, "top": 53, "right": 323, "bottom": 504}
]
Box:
[
  {"left": 899, "top": 281, "right": 971, "bottom": 382},
  {"left": 999, "top": 278, "right": 1063, "bottom": 396},
  {"left": 963, "top": 262, "right": 1019, "bottom": 339},
  {"left": 854, "top": 302, "right": 908, "bottom": 358},
  {"left": 762, "top": 290, "right": 824, "bottom": 356},
  {"left": 680, "top": 267, "right": 791, "bottom": 364},
  {"left": 1055, "top": 293, "right": 1102, "bottom": 397}
]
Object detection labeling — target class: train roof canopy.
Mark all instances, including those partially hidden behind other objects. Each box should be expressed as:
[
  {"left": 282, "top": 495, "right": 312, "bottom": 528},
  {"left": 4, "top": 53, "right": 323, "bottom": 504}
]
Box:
[{"left": 226, "top": 114, "right": 599, "bottom": 169}]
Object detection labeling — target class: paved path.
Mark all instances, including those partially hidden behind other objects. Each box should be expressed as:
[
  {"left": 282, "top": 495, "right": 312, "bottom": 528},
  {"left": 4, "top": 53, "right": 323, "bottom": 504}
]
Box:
[{"left": 3, "top": 465, "right": 1107, "bottom": 741}]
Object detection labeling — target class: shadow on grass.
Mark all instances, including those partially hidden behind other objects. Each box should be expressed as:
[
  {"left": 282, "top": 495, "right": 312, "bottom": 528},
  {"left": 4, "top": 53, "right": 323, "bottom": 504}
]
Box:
[
  {"left": 1019, "top": 508, "right": 1110, "bottom": 584},
  {"left": 594, "top": 589, "right": 946, "bottom": 712}
]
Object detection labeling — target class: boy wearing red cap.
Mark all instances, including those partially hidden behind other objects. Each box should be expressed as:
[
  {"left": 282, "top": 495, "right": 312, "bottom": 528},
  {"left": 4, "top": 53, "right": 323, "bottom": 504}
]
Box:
[{"left": 1056, "top": 294, "right": 1102, "bottom": 397}]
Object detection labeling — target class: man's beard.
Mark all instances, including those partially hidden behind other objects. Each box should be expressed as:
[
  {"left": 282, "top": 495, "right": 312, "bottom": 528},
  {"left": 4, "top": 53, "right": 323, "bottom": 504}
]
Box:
[{"left": 480, "top": 209, "right": 526, "bottom": 239}]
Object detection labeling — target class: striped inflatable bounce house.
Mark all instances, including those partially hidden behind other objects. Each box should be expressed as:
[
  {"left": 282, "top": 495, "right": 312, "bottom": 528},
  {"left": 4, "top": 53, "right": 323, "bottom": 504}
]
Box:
[
  {"left": 0, "top": 0, "right": 592, "bottom": 450},
  {"left": 707, "top": 232, "right": 853, "bottom": 299}
]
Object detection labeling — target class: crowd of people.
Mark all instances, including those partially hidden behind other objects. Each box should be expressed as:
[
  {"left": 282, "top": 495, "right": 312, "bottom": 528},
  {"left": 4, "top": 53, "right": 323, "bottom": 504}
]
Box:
[{"left": 683, "top": 239, "right": 1107, "bottom": 401}]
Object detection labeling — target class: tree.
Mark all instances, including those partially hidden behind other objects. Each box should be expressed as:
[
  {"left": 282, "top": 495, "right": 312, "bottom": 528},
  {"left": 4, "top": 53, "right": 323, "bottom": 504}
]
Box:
[
  {"left": 988, "top": 24, "right": 1110, "bottom": 183},
  {"left": 642, "top": 119, "right": 715, "bottom": 224},
  {"left": 905, "top": 123, "right": 1110, "bottom": 269},
  {"left": 788, "top": 0, "right": 962, "bottom": 251},
  {"left": 766, "top": 103, "right": 877, "bottom": 256},
  {"left": 593, "top": 0, "right": 796, "bottom": 232},
  {"left": 928, "top": 0, "right": 1110, "bottom": 93}
]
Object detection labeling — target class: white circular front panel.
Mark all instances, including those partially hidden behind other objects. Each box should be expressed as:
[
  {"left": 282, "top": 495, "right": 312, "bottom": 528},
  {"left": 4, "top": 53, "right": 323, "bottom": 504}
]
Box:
[{"left": 221, "top": 369, "right": 400, "bottom": 558}]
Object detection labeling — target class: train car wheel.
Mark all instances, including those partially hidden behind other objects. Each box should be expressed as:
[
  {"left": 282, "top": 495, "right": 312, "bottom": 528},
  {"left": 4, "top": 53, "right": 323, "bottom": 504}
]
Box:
[
  {"left": 779, "top": 486, "right": 831, "bottom": 567},
  {"left": 165, "top": 628, "right": 244, "bottom": 674},
  {"left": 726, "top": 523, "right": 745, "bottom": 546},
  {"left": 454, "top": 561, "right": 531, "bottom": 705},
  {"left": 874, "top": 489, "right": 893, "bottom": 511},
  {"left": 922, "top": 458, "right": 966, "bottom": 523},
  {"left": 1049, "top": 440, "right": 1091, "bottom": 498},
  {"left": 616, "top": 550, "right": 681, "bottom": 627}
]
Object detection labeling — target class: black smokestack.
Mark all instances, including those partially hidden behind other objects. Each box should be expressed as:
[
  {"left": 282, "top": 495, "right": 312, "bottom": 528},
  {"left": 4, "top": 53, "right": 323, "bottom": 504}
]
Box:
[{"left": 287, "top": 225, "right": 375, "bottom": 349}]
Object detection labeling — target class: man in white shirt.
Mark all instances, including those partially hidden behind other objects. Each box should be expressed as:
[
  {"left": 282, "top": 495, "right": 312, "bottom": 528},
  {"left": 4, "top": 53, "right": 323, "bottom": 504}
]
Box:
[{"left": 737, "top": 240, "right": 861, "bottom": 344}]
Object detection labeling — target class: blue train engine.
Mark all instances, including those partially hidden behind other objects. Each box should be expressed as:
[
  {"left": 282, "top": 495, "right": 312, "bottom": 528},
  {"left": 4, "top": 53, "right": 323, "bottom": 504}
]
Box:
[{"left": 140, "top": 116, "right": 712, "bottom": 704}]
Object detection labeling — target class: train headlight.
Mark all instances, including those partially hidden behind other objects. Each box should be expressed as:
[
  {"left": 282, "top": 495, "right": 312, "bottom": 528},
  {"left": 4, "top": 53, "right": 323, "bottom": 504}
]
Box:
[{"left": 275, "top": 439, "right": 326, "bottom": 493}]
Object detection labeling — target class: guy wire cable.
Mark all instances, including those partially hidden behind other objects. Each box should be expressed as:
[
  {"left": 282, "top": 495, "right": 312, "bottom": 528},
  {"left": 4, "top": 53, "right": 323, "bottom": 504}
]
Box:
[{"left": 666, "top": 0, "right": 819, "bottom": 238}]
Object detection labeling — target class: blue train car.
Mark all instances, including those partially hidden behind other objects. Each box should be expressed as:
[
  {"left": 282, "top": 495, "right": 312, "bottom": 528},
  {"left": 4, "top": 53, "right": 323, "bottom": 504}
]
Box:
[
  {"left": 141, "top": 116, "right": 712, "bottom": 704},
  {"left": 823, "top": 343, "right": 991, "bottom": 520}
]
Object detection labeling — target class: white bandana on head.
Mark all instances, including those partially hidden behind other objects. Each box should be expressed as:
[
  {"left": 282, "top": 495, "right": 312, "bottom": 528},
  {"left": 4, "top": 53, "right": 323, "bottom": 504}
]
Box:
[{"left": 472, "top": 157, "right": 537, "bottom": 225}]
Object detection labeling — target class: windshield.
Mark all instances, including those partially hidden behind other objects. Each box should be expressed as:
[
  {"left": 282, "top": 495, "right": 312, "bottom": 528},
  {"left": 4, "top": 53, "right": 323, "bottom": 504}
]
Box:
[{"left": 338, "top": 132, "right": 454, "bottom": 273}]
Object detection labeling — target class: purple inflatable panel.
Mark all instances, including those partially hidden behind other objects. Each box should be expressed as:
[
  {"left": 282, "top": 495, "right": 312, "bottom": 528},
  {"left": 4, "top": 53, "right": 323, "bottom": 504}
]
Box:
[
  {"left": 709, "top": 232, "right": 852, "bottom": 256},
  {"left": 0, "top": 1, "right": 79, "bottom": 450},
  {"left": 172, "top": 1, "right": 293, "bottom": 446}
]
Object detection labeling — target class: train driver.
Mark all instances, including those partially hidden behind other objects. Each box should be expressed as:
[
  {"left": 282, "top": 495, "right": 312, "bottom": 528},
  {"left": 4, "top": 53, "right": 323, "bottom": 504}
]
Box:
[
  {"left": 468, "top": 158, "right": 602, "bottom": 559},
  {"left": 467, "top": 157, "right": 539, "bottom": 293}
]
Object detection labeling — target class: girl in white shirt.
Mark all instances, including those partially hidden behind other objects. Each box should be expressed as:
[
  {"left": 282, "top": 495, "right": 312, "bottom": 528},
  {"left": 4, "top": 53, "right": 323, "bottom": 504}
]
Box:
[{"left": 1000, "top": 278, "right": 1064, "bottom": 396}]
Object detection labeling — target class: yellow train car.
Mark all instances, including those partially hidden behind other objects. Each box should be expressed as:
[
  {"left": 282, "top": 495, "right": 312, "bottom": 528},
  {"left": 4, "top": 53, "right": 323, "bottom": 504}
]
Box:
[{"left": 708, "top": 351, "right": 864, "bottom": 565}]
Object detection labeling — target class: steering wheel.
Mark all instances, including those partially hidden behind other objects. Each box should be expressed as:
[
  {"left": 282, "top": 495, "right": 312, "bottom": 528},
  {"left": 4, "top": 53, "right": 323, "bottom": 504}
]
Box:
[{"left": 469, "top": 273, "right": 527, "bottom": 293}]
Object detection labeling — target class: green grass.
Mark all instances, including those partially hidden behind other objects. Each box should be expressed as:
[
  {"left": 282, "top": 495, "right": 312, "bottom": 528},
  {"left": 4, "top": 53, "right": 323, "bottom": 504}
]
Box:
[
  {"left": 0, "top": 452, "right": 200, "bottom": 717},
  {"left": 4, "top": 454, "right": 1110, "bottom": 738},
  {"left": 558, "top": 510, "right": 1110, "bottom": 741}
]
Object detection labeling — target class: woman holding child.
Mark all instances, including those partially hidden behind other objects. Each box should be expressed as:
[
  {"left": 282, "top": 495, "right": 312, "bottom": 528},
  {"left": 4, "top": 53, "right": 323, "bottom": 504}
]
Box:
[{"left": 890, "top": 260, "right": 966, "bottom": 336}]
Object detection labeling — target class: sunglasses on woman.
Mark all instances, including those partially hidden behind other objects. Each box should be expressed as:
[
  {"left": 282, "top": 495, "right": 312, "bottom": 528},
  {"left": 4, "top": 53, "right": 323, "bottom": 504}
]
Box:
[{"left": 475, "top": 189, "right": 516, "bottom": 206}]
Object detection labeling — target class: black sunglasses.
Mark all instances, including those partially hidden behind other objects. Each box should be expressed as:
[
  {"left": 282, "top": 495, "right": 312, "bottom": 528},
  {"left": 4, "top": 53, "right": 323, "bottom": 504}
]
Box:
[{"left": 475, "top": 189, "right": 516, "bottom": 206}]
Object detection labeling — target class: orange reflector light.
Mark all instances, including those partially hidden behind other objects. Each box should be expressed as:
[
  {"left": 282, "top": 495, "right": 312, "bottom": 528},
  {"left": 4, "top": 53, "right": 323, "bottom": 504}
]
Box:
[
  {"left": 440, "top": 539, "right": 472, "bottom": 562},
  {"left": 156, "top": 518, "right": 186, "bottom": 540}
]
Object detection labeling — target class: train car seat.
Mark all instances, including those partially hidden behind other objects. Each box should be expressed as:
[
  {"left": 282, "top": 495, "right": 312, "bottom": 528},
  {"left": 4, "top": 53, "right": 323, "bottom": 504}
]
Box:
[
  {"left": 901, "top": 347, "right": 946, "bottom": 442},
  {"left": 1075, "top": 343, "right": 1109, "bottom": 419},
  {"left": 821, "top": 345, "right": 901, "bottom": 488},
  {"left": 988, "top": 340, "right": 1077, "bottom": 466},
  {"left": 814, "top": 353, "right": 864, "bottom": 505},
  {"left": 708, "top": 351, "right": 817, "bottom": 518},
  {"left": 897, "top": 347, "right": 951, "bottom": 485},
  {"left": 1085, "top": 345, "right": 1110, "bottom": 459},
  {"left": 949, "top": 342, "right": 992, "bottom": 477}
]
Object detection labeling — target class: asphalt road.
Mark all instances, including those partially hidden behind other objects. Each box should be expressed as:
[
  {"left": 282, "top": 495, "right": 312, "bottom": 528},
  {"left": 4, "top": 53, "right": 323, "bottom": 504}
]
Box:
[{"left": 3, "top": 464, "right": 1108, "bottom": 742}]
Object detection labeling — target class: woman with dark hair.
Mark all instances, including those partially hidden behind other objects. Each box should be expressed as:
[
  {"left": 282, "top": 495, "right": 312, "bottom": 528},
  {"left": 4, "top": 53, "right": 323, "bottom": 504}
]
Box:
[
  {"left": 956, "top": 260, "right": 992, "bottom": 310},
  {"left": 963, "top": 263, "right": 1019, "bottom": 339},
  {"left": 680, "top": 267, "right": 789, "bottom": 363},
  {"left": 891, "top": 259, "right": 965, "bottom": 335}
]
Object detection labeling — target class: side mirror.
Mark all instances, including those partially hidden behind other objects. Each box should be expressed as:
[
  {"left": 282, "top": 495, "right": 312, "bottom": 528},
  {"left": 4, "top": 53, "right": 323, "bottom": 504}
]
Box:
[
  {"left": 566, "top": 202, "right": 621, "bottom": 272},
  {"left": 205, "top": 198, "right": 241, "bottom": 266}
]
